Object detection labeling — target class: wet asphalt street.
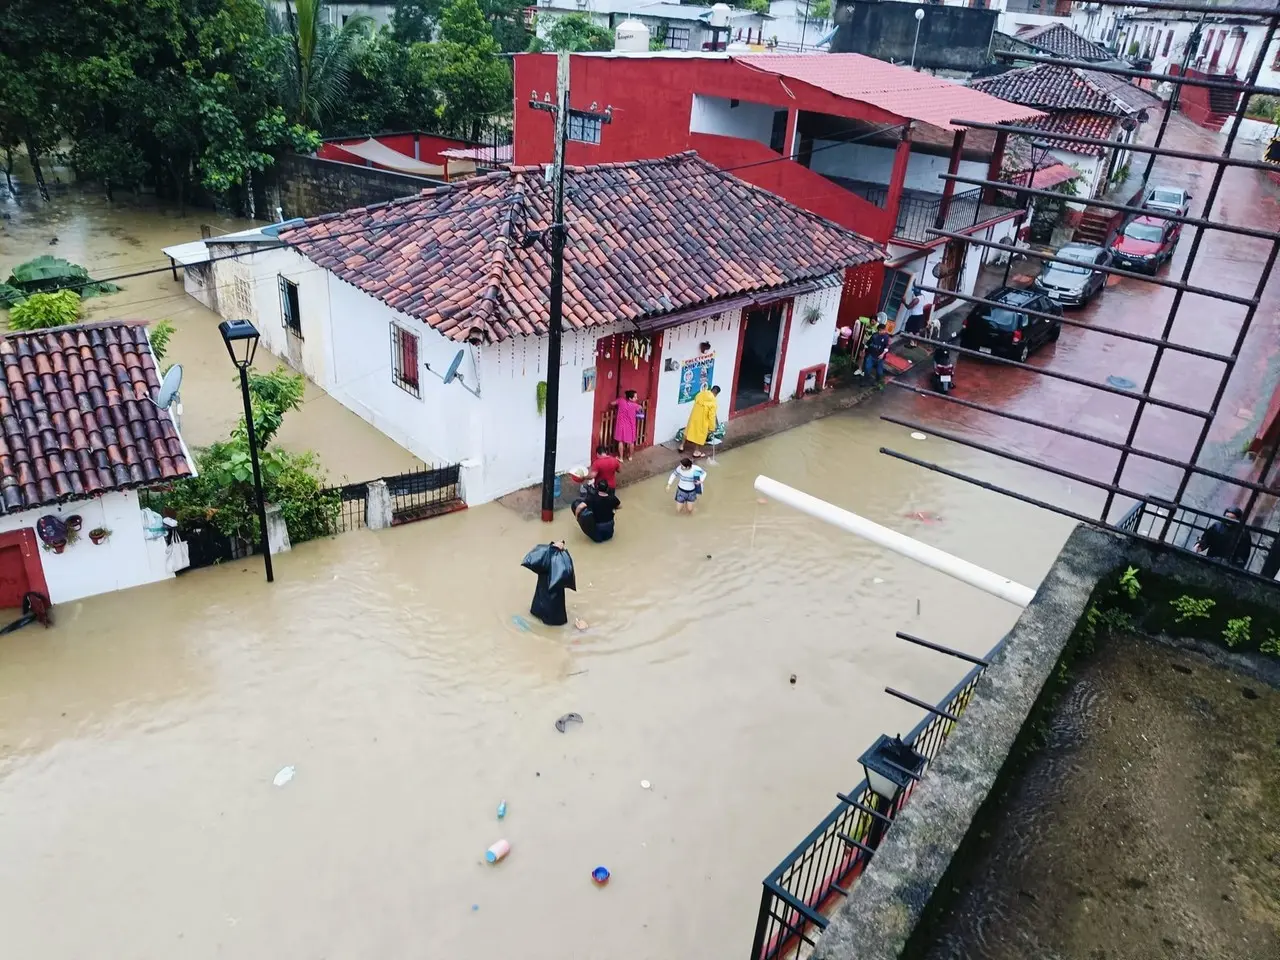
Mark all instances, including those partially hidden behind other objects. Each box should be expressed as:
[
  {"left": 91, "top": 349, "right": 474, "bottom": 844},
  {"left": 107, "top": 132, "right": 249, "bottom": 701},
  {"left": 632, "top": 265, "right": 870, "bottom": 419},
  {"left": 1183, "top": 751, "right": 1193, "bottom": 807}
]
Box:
[{"left": 887, "top": 115, "right": 1280, "bottom": 522}]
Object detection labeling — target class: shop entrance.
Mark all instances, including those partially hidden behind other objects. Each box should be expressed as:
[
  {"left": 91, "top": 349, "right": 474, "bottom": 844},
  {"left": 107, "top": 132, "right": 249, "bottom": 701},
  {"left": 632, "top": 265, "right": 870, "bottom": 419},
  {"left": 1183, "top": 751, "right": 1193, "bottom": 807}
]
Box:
[
  {"left": 733, "top": 301, "right": 786, "bottom": 414},
  {"left": 591, "top": 332, "right": 661, "bottom": 456}
]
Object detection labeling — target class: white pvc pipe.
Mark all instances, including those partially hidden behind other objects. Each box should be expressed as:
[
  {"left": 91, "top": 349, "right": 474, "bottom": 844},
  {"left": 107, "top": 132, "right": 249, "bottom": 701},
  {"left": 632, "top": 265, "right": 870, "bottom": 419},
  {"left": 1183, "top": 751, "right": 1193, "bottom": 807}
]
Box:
[{"left": 754, "top": 475, "right": 1036, "bottom": 608}]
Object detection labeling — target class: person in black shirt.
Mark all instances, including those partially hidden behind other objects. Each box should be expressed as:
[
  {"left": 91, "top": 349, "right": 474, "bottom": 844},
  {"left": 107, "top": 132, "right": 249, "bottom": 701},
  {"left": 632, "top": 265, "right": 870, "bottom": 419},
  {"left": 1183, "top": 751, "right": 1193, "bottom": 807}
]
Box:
[
  {"left": 1195, "top": 506, "right": 1252, "bottom": 568},
  {"left": 572, "top": 479, "right": 621, "bottom": 543},
  {"left": 863, "top": 322, "right": 891, "bottom": 388}
]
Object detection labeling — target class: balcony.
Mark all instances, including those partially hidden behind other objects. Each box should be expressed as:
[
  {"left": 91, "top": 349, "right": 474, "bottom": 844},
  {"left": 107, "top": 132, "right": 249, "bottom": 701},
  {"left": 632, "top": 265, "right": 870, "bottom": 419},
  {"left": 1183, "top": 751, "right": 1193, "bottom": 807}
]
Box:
[{"left": 827, "top": 179, "right": 1020, "bottom": 244}]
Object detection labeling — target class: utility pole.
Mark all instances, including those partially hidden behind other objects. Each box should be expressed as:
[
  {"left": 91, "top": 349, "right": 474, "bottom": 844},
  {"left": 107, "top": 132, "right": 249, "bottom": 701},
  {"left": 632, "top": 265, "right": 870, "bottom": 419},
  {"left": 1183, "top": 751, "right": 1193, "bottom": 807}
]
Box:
[
  {"left": 529, "top": 55, "right": 612, "bottom": 522},
  {"left": 540, "top": 53, "right": 570, "bottom": 522}
]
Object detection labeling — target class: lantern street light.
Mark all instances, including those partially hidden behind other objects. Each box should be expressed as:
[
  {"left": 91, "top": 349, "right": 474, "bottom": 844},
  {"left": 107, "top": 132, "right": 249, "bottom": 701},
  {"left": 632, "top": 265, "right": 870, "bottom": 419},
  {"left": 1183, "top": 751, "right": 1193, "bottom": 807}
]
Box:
[
  {"left": 218, "top": 319, "right": 274, "bottom": 583},
  {"left": 858, "top": 734, "right": 926, "bottom": 846},
  {"left": 911, "top": 8, "right": 925, "bottom": 70}
]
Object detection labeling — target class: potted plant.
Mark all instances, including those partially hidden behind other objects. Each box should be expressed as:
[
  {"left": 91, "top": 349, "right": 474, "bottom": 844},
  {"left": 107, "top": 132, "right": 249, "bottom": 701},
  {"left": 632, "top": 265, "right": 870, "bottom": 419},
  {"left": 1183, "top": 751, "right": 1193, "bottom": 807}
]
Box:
[{"left": 89, "top": 526, "right": 112, "bottom": 545}]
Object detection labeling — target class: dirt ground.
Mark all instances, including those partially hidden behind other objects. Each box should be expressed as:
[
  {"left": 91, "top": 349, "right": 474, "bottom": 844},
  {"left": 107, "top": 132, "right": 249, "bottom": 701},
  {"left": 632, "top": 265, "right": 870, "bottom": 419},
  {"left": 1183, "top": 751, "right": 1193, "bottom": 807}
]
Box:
[{"left": 916, "top": 635, "right": 1280, "bottom": 960}]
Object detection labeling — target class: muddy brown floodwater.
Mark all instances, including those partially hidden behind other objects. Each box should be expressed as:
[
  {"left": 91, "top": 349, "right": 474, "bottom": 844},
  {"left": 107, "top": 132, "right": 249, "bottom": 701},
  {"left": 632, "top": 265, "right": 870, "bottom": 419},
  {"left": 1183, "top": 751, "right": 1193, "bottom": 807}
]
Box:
[
  {"left": 0, "top": 185, "right": 421, "bottom": 481},
  {"left": 0, "top": 391, "right": 1082, "bottom": 959}
]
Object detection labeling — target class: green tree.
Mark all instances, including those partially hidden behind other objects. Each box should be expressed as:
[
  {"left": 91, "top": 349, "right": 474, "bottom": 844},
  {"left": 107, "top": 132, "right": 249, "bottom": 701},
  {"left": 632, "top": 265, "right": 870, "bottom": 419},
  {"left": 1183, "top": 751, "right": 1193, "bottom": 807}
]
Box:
[
  {"left": 276, "top": 0, "right": 374, "bottom": 127},
  {"left": 429, "top": 0, "right": 512, "bottom": 140},
  {"left": 808, "top": 0, "right": 832, "bottom": 19},
  {"left": 742, "top": 0, "right": 770, "bottom": 13},
  {"left": 393, "top": 0, "right": 443, "bottom": 42},
  {"left": 480, "top": 0, "right": 532, "bottom": 53},
  {"left": 326, "top": 29, "right": 440, "bottom": 136},
  {"left": 527, "top": 13, "right": 613, "bottom": 53}
]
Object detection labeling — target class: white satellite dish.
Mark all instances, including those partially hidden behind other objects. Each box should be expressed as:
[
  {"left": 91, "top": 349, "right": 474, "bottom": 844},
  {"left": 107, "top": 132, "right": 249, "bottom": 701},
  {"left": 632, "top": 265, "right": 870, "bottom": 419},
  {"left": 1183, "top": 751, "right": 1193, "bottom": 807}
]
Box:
[
  {"left": 155, "top": 364, "right": 184, "bottom": 410},
  {"left": 442, "top": 349, "right": 464, "bottom": 385}
]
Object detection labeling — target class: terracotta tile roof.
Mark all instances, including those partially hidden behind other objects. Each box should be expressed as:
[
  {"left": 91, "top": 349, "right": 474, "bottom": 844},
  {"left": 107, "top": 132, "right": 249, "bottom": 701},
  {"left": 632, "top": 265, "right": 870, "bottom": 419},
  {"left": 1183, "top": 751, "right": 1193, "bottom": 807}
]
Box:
[
  {"left": 732, "top": 53, "right": 1045, "bottom": 131},
  {"left": 1022, "top": 111, "right": 1123, "bottom": 156},
  {"left": 969, "top": 64, "right": 1123, "bottom": 114},
  {"left": 281, "top": 152, "right": 884, "bottom": 343},
  {"left": 1014, "top": 23, "right": 1114, "bottom": 63},
  {"left": 0, "top": 321, "right": 192, "bottom": 514}
]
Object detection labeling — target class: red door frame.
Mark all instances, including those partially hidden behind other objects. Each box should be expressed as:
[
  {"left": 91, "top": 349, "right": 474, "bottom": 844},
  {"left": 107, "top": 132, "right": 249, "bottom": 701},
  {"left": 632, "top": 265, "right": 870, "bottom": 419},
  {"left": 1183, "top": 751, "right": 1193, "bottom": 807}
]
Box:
[
  {"left": 729, "top": 297, "right": 794, "bottom": 419},
  {"left": 0, "top": 528, "right": 49, "bottom": 609},
  {"left": 591, "top": 330, "right": 664, "bottom": 455}
]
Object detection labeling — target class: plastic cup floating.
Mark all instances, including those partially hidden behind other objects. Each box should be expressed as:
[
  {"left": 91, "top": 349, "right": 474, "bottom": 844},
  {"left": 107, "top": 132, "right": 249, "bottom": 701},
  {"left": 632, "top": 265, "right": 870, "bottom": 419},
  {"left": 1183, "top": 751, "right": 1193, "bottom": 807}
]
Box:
[
  {"left": 592, "top": 866, "right": 611, "bottom": 885},
  {"left": 485, "top": 839, "right": 511, "bottom": 863}
]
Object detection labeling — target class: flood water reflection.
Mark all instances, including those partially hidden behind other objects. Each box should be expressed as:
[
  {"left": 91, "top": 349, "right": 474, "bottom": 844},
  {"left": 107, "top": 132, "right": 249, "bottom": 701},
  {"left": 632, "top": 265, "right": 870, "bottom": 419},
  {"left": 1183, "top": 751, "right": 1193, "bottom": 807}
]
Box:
[{"left": 0, "top": 404, "right": 1079, "bottom": 960}]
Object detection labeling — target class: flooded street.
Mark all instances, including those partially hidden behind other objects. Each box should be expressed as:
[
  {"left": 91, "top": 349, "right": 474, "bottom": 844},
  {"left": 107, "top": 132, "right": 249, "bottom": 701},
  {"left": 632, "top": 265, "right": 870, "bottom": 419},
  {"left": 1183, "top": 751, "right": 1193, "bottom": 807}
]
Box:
[
  {"left": 0, "top": 185, "right": 421, "bottom": 481},
  {"left": 0, "top": 399, "right": 1078, "bottom": 958}
]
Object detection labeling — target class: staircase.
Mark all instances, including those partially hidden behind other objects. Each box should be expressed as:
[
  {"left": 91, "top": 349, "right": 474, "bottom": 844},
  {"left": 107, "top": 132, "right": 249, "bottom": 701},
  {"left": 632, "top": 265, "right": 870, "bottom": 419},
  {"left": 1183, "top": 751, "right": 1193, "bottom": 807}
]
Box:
[
  {"left": 1072, "top": 208, "right": 1113, "bottom": 246},
  {"left": 1204, "top": 83, "right": 1243, "bottom": 131}
]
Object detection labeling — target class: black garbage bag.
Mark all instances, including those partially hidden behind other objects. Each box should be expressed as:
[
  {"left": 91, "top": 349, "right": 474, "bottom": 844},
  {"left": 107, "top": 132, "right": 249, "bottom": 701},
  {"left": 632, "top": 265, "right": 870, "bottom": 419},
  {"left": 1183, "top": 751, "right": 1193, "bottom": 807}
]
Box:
[{"left": 522, "top": 542, "right": 576, "bottom": 626}]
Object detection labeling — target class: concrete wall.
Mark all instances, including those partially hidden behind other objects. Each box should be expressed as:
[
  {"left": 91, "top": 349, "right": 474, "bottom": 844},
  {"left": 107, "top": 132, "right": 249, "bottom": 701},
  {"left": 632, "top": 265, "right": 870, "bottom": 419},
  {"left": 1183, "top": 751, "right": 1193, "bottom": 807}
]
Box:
[
  {"left": 832, "top": 1, "right": 998, "bottom": 73},
  {"left": 808, "top": 141, "right": 988, "bottom": 194},
  {"left": 690, "top": 95, "right": 783, "bottom": 148},
  {"left": 276, "top": 154, "right": 441, "bottom": 220},
  {"left": 0, "top": 491, "right": 172, "bottom": 604}
]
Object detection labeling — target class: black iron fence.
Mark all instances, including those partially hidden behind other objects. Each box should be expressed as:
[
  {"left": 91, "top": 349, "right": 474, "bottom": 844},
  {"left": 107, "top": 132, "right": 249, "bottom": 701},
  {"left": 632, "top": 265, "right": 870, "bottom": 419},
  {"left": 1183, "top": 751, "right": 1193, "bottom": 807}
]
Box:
[
  {"left": 1113, "top": 496, "right": 1279, "bottom": 579},
  {"left": 326, "top": 482, "right": 369, "bottom": 535},
  {"left": 385, "top": 464, "right": 464, "bottom": 525},
  {"left": 749, "top": 648, "right": 994, "bottom": 960}
]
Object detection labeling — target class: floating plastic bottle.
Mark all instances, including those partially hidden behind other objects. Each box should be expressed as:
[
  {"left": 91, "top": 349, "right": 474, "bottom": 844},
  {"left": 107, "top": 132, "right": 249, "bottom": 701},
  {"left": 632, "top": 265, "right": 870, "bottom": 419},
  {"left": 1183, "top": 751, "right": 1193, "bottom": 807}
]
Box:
[
  {"left": 485, "top": 839, "right": 511, "bottom": 864},
  {"left": 497, "top": 800, "right": 507, "bottom": 820}
]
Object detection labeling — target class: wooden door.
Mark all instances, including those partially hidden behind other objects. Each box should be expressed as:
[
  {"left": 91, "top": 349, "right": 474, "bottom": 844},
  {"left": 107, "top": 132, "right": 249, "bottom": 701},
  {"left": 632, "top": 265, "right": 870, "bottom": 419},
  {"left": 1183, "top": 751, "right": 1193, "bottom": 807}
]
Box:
[
  {"left": 934, "top": 240, "right": 966, "bottom": 308},
  {"left": 591, "top": 332, "right": 661, "bottom": 454},
  {"left": 0, "top": 529, "right": 45, "bottom": 610}
]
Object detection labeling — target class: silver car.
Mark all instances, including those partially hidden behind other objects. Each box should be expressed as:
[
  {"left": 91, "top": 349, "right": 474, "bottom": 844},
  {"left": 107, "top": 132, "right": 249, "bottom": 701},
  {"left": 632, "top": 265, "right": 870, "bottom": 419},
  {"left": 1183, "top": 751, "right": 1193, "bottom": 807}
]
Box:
[
  {"left": 1143, "top": 185, "right": 1192, "bottom": 218},
  {"left": 1034, "top": 243, "right": 1110, "bottom": 307}
]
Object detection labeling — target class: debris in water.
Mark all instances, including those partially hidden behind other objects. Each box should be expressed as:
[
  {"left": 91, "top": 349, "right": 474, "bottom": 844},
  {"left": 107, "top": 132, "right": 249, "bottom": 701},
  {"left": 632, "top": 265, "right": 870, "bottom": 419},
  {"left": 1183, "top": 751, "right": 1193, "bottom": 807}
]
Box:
[
  {"left": 497, "top": 800, "right": 508, "bottom": 820},
  {"left": 485, "top": 839, "right": 510, "bottom": 863},
  {"left": 512, "top": 615, "right": 533, "bottom": 632},
  {"left": 640, "top": 779, "right": 651, "bottom": 790},
  {"left": 873, "top": 577, "right": 885, "bottom": 584},
  {"left": 789, "top": 674, "right": 797, "bottom": 685},
  {"left": 756, "top": 497, "right": 768, "bottom": 505},
  {"left": 555, "top": 712, "right": 584, "bottom": 733},
  {"left": 574, "top": 618, "right": 589, "bottom": 630},
  {"left": 272, "top": 766, "right": 295, "bottom": 787},
  {"left": 904, "top": 511, "right": 942, "bottom": 523},
  {"left": 472, "top": 904, "right": 479, "bottom": 912},
  {"left": 592, "top": 866, "right": 611, "bottom": 885},
  {"left": 706, "top": 554, "right": 712, "bottom": 559},
  {"left": 911, "top": 431, "right": 927, "bottom": 440}
]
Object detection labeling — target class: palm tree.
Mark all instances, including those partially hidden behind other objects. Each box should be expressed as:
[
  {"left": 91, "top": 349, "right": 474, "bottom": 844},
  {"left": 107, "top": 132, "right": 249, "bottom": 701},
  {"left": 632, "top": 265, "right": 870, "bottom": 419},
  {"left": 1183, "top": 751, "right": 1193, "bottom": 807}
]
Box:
[{"left": 276, "top": 0, "right": 372, "bottom": 127}]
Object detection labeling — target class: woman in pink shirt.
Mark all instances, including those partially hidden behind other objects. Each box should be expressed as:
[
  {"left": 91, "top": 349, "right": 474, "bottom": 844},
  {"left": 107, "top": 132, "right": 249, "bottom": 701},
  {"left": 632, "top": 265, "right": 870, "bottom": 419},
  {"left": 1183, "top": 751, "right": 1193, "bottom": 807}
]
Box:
[{"left": 612, "top": 390, "right": 644, "bottom": 461}]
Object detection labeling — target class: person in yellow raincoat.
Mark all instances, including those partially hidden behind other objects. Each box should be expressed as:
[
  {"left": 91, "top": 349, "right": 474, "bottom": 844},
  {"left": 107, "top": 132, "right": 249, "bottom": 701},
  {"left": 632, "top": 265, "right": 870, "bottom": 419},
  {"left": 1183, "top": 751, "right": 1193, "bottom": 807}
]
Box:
[{"left": 679, "top": 385, "right": 720, "bottom": 458}]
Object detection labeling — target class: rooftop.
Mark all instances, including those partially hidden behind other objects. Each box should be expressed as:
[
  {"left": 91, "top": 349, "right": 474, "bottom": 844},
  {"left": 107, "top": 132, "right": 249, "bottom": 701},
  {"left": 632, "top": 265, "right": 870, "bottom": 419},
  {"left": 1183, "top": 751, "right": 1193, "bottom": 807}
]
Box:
[
  {"left": 280, "top": 152, "right": 883, "bottom": 343},
  {"left": 1014, "top": 22, "right": 1114, "bottom": 63},
  {"left": 0, "top": 321, "right": 192, "bottom": 513},
  {"left": 970, "top": 63, "right": 1161, "bottom": 117}
]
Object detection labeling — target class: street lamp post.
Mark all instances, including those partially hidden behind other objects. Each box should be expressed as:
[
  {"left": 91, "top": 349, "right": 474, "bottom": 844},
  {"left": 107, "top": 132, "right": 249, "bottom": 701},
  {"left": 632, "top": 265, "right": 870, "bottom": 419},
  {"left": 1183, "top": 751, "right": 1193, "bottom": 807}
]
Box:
[
  {"left": 911, "top": 8, "right": 925, "bottom": 70},
  {"left": 1004, "top": 138, "right": 1054, "bottom": 285},
  {"left": 218, "top": 319, "right": 274, "bottom": 583}
]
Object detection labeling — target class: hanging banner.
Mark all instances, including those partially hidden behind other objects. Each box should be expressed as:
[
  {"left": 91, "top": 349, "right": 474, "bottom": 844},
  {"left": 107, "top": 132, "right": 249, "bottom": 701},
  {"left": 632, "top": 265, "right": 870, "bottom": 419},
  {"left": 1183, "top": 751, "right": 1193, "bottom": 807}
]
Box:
[{"left": 678, "top": 353, "right": 715, "bottom": 404}]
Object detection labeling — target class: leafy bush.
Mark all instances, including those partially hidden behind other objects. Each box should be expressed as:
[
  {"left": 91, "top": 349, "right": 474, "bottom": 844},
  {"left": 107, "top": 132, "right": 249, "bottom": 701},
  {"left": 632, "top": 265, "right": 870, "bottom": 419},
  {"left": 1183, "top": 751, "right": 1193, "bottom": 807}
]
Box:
[
  {"left": 1171, "top": 594, "right": 1215, "bottom": 624},
  {"left": 149, "top": 319, "right": 176, "bottom": 365},
  {"left": 2, "top": 256, "right": 120, "bottom": 303},
  {"left": 8, "top": 290, "right": 83, "bottom": 330},
  {"left": 150, "top": 367, "right": 337, "bottom": 544},
  {"left": 1245, "top": 94, "right": 1280, "bottom": 122}
]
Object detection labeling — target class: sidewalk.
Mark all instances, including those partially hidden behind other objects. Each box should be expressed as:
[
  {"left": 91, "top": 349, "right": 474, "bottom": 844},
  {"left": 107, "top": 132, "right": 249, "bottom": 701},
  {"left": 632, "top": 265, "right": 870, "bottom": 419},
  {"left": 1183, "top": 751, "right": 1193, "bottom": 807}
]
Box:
[{"left": 496, "top": 377, "right": 880, "bottom": 519}]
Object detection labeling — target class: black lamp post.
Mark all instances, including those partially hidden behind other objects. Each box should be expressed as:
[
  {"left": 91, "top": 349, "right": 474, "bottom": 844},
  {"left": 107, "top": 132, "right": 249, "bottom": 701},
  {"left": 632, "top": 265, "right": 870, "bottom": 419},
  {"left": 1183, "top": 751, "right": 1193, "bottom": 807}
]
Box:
[
  {"left": 1004, "top": 138, "right": 1055, "bottom": 285},
  {"left": 858, "top": 734, "right": 926, "bottom": 847},
  {"left": 218, "top": 319, "right": 274, "bottom": 583}
]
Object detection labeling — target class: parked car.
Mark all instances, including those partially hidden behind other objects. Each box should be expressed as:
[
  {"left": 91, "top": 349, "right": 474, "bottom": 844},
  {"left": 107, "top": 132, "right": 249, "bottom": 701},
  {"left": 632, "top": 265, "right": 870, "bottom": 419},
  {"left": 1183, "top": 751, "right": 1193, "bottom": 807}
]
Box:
[
  {"left": 1034, "top": 243, "right": 1111, "bottom": 306},
  {"left": 959, "top": 287, "right": 1063, "bottom": 363},
  {"left": 1110, "top": 216, "right": 1180, "bottom": 273},
  {"left": 1143, "top": 185, "right": 1192, "bottom": 218}
]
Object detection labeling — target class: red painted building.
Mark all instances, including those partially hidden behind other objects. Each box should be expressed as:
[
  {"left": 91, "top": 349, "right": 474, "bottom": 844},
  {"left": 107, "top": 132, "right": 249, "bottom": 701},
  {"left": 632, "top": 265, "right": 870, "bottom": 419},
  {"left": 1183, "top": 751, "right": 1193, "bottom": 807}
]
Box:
[{"left": 513, "top": 52, "right": 1044, "bottom": 324}]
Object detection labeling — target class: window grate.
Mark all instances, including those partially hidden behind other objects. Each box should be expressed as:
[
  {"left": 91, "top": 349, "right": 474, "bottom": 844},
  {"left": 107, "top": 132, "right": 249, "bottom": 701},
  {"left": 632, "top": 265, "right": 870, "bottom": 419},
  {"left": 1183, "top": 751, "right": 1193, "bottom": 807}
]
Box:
[
  {"left": 390, "top": 324, "right": 421, "bottom": 398},
  {"left": 567, "top": 112, "right": 603, "bottom": 145},
  {"left": 278, "top": 276, "right": 301, "bottom": 338}
]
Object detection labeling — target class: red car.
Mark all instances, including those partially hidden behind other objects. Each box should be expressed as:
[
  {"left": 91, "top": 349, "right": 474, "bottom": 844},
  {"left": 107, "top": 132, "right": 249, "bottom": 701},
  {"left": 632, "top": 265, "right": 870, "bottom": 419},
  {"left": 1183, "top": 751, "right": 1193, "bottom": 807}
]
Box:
[{"left": 1109, "top": 216, "right": 1180, "bottom": 273}]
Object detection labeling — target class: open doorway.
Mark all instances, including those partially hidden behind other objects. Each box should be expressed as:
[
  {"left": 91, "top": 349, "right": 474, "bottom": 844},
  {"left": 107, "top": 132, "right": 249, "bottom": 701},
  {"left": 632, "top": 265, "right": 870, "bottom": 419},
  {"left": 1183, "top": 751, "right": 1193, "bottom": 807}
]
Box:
[{"left": 734, "top": 301, "right": 786, "bottom": 413}]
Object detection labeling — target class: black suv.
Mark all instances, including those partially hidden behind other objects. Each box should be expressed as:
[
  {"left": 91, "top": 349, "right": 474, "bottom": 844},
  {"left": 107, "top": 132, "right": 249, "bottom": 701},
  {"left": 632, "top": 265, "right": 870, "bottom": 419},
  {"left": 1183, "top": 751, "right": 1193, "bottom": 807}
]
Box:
[{"left": 959, "top": 287, "right": 1063, "bottom": 363}]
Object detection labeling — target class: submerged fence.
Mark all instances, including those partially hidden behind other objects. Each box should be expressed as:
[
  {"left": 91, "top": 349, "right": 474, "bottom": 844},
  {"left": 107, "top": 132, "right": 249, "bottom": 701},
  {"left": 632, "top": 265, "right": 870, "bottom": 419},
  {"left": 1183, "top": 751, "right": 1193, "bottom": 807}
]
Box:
[
  {"left": 750, "top": 645, "right": 995, "bottom": 960},
  {"left": 143, "top": 463, "right": 464, "bottom": 573}
]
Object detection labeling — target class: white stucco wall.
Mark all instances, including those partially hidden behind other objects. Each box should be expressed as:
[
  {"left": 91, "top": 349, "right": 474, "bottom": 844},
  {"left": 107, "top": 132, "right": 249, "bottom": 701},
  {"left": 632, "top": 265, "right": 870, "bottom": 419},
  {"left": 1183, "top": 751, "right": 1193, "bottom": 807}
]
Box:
[
  {"left": 0, "top": 491, "right": 171, "bottom": 604},
  {"left": 777, "top": 284, "right": 842, "bottom": 399},
  {"left": 885, "top": 221, "right": 999, "bottom": 323},
  {"left": 808, "top": 142, "right": 988, "bottom": 194},
  {"left": 690, "top": 95, "right": 784, "bottom": 147},
  {"left": 651, "top": 311, "right": 742, "bottom": 443}
]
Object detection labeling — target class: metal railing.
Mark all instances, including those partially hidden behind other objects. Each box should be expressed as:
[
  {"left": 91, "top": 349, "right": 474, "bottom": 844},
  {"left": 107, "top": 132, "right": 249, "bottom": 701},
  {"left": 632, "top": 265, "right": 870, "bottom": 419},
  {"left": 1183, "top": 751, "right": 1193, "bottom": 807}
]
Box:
[
  {"left": 749, "top": 645, "right": 995, "bottom": 960},
  {"left": 837, "top": 180, "right": 1019, "bottom": 242},
  {"left": 325, "top": 482, "right": 369, "bottom": 534},
  {"left": 387, "top": 464, "right": 464, "bottom": 525},
  {"left": 1113, "top": 496, "right": 1278, "bottom": 578}
]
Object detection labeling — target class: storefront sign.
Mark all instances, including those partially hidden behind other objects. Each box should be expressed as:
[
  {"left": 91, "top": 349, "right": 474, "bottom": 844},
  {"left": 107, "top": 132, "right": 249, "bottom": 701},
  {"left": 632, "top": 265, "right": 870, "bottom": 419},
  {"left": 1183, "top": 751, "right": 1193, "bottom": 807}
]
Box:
[{"left": 678, "top": 353, "right": 715, "bottom": 404}]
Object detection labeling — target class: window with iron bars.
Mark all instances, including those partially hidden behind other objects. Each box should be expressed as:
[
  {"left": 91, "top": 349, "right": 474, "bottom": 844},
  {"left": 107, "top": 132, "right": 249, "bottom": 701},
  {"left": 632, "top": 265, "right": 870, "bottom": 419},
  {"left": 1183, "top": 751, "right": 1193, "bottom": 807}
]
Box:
[
  {"left": 391, "top": 324, "right": 421, "bottom": 398},
  {"left": 278, "top": 276, "right": 301, "bottom": 338},
  {"left": 665, "top": 25, "right": 691, "bottom": 50},
  {"left": 568, "top": 112, "right": 603, "bottom": 145}
]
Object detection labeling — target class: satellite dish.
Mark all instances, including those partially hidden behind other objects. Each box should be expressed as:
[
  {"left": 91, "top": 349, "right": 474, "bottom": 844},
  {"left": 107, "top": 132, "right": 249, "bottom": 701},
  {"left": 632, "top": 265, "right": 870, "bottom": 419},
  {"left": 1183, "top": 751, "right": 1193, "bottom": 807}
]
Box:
[
  {"left": 442, "top": 349, "right": 464, "bottom": 385},
  {"left": 155, "top": 364, "right": 184, "bottom": 410}
]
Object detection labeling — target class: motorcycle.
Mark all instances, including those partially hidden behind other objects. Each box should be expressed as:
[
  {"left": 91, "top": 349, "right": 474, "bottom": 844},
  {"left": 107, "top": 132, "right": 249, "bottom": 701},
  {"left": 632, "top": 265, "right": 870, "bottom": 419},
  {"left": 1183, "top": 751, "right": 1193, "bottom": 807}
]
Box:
[{"left": 931, "top": 348, "right": 955, "bottom": 393}]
